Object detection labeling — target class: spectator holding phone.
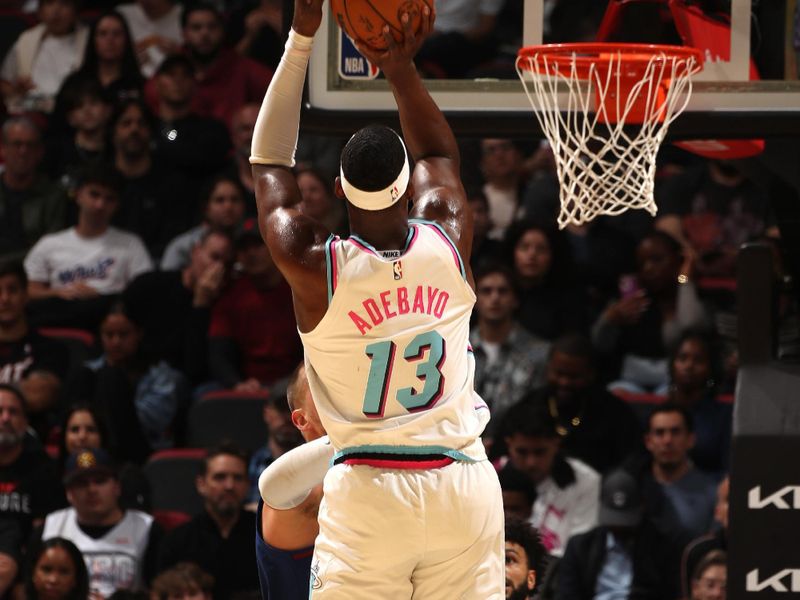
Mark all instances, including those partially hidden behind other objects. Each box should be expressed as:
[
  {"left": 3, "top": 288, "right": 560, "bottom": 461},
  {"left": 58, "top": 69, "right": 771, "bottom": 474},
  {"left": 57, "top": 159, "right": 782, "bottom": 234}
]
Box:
[{"left": 592, "top": 231, "right": 709, "bottom": 394}]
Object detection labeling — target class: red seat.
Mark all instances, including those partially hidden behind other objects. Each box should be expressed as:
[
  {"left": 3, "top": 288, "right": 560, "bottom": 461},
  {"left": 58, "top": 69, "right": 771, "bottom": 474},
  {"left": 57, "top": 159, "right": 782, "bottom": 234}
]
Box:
[
  {"left": 38, "top": 327, "right": 95, "bottom": 347},
  {"left": 153, "top": 509, "right": 192, "bottom": 532}
]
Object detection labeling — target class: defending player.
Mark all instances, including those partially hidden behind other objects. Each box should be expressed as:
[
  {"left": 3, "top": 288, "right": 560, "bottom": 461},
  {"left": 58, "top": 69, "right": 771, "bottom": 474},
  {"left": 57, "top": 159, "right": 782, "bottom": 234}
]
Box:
[{"left": 249, "top": 0, "right": 504, "bottom": 597}]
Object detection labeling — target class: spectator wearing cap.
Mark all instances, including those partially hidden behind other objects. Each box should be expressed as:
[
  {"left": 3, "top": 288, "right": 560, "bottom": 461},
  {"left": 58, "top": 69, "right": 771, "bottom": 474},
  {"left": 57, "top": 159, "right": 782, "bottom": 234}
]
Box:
[
  {"left": 157, "top": 442, "right": 259, "bottom": 599},
  {"left": 556, "top": 468, "right": 681, "bottom": 600},
  {"left": 178, "top": 3, "right": 273, "bottom": 126},
  {"left": 522, "top": 334, "right": 641, "bottom": 474},
  {"left": 160, "top": 175, "right": 246, "bottom": 271},
  {"left": 0, "top": 260, "right": 69, "bottom": 441},
  {"left": 499, "top": 400, "right": 599, "bottom": 558},
  {"left": 208, "top": 219, "right": 302, "bottom": 391},
  {"left": 124, "top": 227, "right": 234, "bottom": 384},
  {"left": 0, "top": 116, "right": 66, "bottom": 263},
  {"left": 32, "top": 448, "right": 162, "bottom": 598},
  {"left": 0, "top": 384, "right": 65, "bottom": 540},
  {"left": 0, "top": 0, "right": 89, "bottom": 113},
  {"left": 110, "top": 98, "right": 196, "bottom": 260},
  {"left": 504, "top": 516, "right": 547, "bottom": 600},
  {"left": 153, "top": 54, "right": 232, "bottom": 182}
]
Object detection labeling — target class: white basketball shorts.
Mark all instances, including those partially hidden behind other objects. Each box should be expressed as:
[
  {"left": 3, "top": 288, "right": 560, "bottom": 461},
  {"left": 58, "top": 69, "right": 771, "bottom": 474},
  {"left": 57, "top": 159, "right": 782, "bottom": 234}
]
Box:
[{"left": 309, "top": 458, "right": 504, "bottom": 599}]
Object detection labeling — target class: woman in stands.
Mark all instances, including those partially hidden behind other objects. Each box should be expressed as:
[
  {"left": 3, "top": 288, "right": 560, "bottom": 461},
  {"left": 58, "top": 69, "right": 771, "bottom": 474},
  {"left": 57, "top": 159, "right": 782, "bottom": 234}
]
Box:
[
  {"left": 505, "top": 220, "right": 590, "bottom": 340},
  {"left": 24, "top": 537, "right": 89, "bottom": 600},
  {"left": 57, "top": 402, "right": 150, "bottom": 511},
  {"left": 666, "top": 330, "right": 732, "bottom": 476},
  {"left": 593, "top": 230, "right": 710, "bottom": 394},
  {"left": 69, "top": 301, "right": 187, "bottom": 465}
]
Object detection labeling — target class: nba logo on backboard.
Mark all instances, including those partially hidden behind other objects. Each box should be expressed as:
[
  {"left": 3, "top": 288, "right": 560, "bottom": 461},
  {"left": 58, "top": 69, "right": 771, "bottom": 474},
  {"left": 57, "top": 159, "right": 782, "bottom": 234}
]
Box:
[
  {"left": 338, "top": 32, "right": 380, "bottom": 80},
  {"left": 393, "top": 261, "right": 403, "bottom": 280}
]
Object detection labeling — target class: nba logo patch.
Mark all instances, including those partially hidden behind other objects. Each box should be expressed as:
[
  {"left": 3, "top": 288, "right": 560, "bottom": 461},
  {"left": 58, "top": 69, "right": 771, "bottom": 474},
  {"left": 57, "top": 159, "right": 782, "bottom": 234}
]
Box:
[{"left": 393, "top": 261, "right": 403, "bottom": 280}]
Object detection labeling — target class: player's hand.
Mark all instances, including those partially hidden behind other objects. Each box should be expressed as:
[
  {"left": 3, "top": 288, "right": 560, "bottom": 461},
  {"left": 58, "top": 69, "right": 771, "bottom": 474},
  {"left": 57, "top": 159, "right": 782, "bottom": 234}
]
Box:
[
  {"left": 292, "top": 0, "right": 325, "bottom": 37},
  {"left": 353, "top": 4, "right": 434, "bottom": 78},
  {"left": 605, "top": 291, "right": 649, "bottom": 325}
]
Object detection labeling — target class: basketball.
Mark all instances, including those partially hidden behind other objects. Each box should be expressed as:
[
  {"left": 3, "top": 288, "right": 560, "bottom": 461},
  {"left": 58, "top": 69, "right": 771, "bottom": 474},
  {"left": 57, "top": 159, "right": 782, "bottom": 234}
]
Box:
[{"left": 330, "top": 0, "right": 433, "bottom": 51}]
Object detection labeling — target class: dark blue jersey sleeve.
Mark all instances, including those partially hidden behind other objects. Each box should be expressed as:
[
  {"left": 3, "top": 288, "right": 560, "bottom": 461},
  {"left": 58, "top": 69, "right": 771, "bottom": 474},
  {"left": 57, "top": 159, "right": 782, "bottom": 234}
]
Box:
[{"left": 255, "top": 501, "right": 314, "bottom": 600}]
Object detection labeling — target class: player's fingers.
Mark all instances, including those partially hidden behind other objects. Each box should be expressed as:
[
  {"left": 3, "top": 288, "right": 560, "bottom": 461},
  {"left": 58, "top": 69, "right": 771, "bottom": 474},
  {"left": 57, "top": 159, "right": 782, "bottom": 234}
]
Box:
[
  {"left": 382, "top": 24, "right": 397, "bottom": 51},
  {"left": 400, "top": 11, "right": 413, "bottom": 40},
  {"left": 421, "top": 4, "right": 434, "bottom": 36}
]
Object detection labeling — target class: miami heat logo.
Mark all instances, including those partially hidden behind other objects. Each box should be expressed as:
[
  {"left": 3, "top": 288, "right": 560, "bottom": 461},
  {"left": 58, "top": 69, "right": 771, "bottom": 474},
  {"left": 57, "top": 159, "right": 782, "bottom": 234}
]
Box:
[{"left": 393, "top": 261, "right": 403, "bottom": 280}]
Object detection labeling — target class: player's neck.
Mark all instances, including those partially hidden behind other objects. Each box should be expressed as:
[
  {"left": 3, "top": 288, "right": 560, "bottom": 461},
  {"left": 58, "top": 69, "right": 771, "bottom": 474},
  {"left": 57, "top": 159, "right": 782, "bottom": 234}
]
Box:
[{"left": 349, "top": 219, "right": 409, "bottom": 251}]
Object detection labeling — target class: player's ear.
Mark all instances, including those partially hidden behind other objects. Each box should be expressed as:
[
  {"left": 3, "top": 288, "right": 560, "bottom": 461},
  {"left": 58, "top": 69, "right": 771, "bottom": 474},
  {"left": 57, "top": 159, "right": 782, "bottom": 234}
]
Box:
[
  {"left": 334, "top": 177, "right": 346, "bottom": 200},
  {"left": 291, "top": 408, "right": 308, "bottom": 431}
]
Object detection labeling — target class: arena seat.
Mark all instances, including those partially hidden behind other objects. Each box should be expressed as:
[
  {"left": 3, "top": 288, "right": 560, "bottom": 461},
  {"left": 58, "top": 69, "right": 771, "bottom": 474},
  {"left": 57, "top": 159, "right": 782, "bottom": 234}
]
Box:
[
  {"left": 186, "top": 390, "right": 269, "bottom": 452},
  {"left": 152, "top": 509, "right": 192, "bottom": 532},
  {"left": 610, "top": 389, "right": 668, "bottom": 423},
  {"left": 144, "top": 448, "right": 206, "bottom": 517},
  {"left": 39, "top": 327, "right": 97, "bottom": 376}
]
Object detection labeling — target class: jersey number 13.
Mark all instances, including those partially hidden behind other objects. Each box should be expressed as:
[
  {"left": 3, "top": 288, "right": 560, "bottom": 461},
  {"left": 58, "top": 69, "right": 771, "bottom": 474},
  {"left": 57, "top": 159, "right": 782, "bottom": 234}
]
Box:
[{"left": 362, "top": 330, "right": 446, "bottom": 417}]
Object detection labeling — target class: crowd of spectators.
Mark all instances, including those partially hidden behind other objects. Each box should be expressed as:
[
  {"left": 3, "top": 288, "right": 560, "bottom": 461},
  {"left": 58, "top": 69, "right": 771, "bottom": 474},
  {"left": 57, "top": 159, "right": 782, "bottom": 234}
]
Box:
[{"left": 1, "top": 0, "right": 793, "bottom": 598}]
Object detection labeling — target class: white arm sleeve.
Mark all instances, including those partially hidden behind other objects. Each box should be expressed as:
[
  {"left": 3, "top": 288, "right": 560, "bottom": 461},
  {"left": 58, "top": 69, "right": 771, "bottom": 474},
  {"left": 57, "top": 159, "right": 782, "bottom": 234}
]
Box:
[
  {"left": 249, "top": 28, "right": 313, "bottom": 167},
  {"left": 259, "top": 435, "right": 333, "bottom": 510}
]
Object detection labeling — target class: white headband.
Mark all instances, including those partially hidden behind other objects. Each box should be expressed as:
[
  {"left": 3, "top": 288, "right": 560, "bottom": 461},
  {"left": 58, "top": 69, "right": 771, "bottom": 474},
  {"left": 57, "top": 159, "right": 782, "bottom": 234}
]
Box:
[{"left": 340, "top": 135, "right": 410, "bottom": 211}]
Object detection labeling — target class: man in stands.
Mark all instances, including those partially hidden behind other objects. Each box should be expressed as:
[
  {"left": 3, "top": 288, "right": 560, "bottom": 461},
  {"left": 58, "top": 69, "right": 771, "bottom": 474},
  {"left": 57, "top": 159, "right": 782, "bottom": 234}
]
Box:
[
  {"left": 0, "top": 117, "right": 65, "bottom": 262},
  {"left": 34, "top": 448, "right": 161, "bottom": 597},
  {"left": 556, "top": 468, "right": 681, "bottom": 599},
  {"left": 470, "top": 262, "right": 549, "bottom": 444},
  {"left": 208, "top": 219, "right": 302, "bottom": 391},
  {"left": 181, "top": 3, "right": 272, "bottom": 126},
  {"left": 525, "top": 334, "right": 641, "bottom": 474},
  {"left": 0, "top": 260, "right": 68, "bottom": 438},
  {"left": 501, "top": 400, "right": 599, "bottom": 557},
  {"left": 0, "top": 384, "right": 64, "bottom": 540},
  {"left": 124, "top": 228, "right": 234, "bottom": 384},
  {"left": 153, "top": 54, "right": 231, "bottom": 181},
  {"left": 158, "top": 441, "right": 259, "bottom": 598},
  {"left": 641, "top": 404, "right": 718, "bottom": 545}
]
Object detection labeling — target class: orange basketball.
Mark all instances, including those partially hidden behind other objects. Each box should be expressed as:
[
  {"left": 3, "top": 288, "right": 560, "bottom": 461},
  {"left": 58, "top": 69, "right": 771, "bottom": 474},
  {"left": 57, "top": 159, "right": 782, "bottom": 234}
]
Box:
[{"left": 330, "top": 0, "right": 433, "bottom": 51}]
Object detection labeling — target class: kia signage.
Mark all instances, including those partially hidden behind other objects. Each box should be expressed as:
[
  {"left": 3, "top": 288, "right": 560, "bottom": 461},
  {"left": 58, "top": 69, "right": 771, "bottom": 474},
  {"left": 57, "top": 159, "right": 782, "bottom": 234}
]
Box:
[{"left": 730, "top": 436, "right": 800, "bottom": 598}]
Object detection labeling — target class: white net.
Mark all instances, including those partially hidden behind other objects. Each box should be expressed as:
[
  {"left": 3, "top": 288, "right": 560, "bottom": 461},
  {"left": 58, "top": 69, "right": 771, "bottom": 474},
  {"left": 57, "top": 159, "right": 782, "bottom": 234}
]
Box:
[{"left": 516, "top": 47, "right": 701, "bottom": 228}]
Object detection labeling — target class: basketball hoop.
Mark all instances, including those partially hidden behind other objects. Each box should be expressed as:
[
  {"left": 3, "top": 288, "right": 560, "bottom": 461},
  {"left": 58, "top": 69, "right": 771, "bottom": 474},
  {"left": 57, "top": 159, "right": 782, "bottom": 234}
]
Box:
[{"left": 516, "top": 43, "right": 704, "bottom": 228}]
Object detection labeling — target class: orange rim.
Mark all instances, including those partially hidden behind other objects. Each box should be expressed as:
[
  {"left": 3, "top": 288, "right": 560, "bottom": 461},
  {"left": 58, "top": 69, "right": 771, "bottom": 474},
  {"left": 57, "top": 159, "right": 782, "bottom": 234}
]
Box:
[{"left": 517, "top": 43, "right": 704, "bottom": 79}]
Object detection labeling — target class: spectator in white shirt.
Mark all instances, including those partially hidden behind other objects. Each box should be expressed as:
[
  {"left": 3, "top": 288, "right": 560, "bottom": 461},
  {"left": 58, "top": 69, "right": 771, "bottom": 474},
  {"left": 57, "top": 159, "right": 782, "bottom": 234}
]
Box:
[
  {"left": 24, "top": 165, "right": 152, "bottom": 301},
  {"left": 0, "top": 0, "right": 89, "bottom": 113},
  {"left": 500, "top": 400, "right": 600, "bottom": 557}
]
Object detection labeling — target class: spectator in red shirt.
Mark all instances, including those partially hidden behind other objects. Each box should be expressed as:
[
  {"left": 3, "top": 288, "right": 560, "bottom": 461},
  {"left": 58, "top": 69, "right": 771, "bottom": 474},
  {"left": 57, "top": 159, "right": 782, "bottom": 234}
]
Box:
[
  {"left": 180, "top": 3, "right": 273, "bottom": 126},
  {"left": 208, "top": 219, "right": 302, "bottom": 391}
]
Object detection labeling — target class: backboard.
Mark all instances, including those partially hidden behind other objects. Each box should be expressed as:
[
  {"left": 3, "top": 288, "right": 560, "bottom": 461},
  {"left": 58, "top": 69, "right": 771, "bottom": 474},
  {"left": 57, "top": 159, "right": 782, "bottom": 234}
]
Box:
[{"left": 304, "top": 0, "right": 800, "bottom": 138}]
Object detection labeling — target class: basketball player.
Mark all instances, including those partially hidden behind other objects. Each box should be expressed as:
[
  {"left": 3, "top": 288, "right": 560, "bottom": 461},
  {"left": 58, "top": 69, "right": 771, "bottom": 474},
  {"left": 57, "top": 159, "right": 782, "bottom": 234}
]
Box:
[
  {"left": 256, "top": 363, "right": 327, "bottom": 600},
  {"left": 249, "top": 0, "right": 504, "bottom": 597}
]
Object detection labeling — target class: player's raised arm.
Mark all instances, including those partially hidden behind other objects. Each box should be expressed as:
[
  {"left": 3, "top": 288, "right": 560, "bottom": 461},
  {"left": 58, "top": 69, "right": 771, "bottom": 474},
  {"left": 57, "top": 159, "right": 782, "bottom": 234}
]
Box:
[
  {"left": 353, "top": 9, "right": 473, "bottom": 265},
  {"left": 250, "top": 0, "right": 329, "bottom": 305}
]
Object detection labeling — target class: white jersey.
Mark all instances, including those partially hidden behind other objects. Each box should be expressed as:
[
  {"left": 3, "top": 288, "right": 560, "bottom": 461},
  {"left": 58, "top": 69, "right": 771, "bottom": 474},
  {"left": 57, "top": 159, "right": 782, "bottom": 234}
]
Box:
[
  {"left": 42, "top": 507, "right": 153, "bottom": 597},
  {"left": 300, "top": 220, "right": 489, "bottom": 461}
]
